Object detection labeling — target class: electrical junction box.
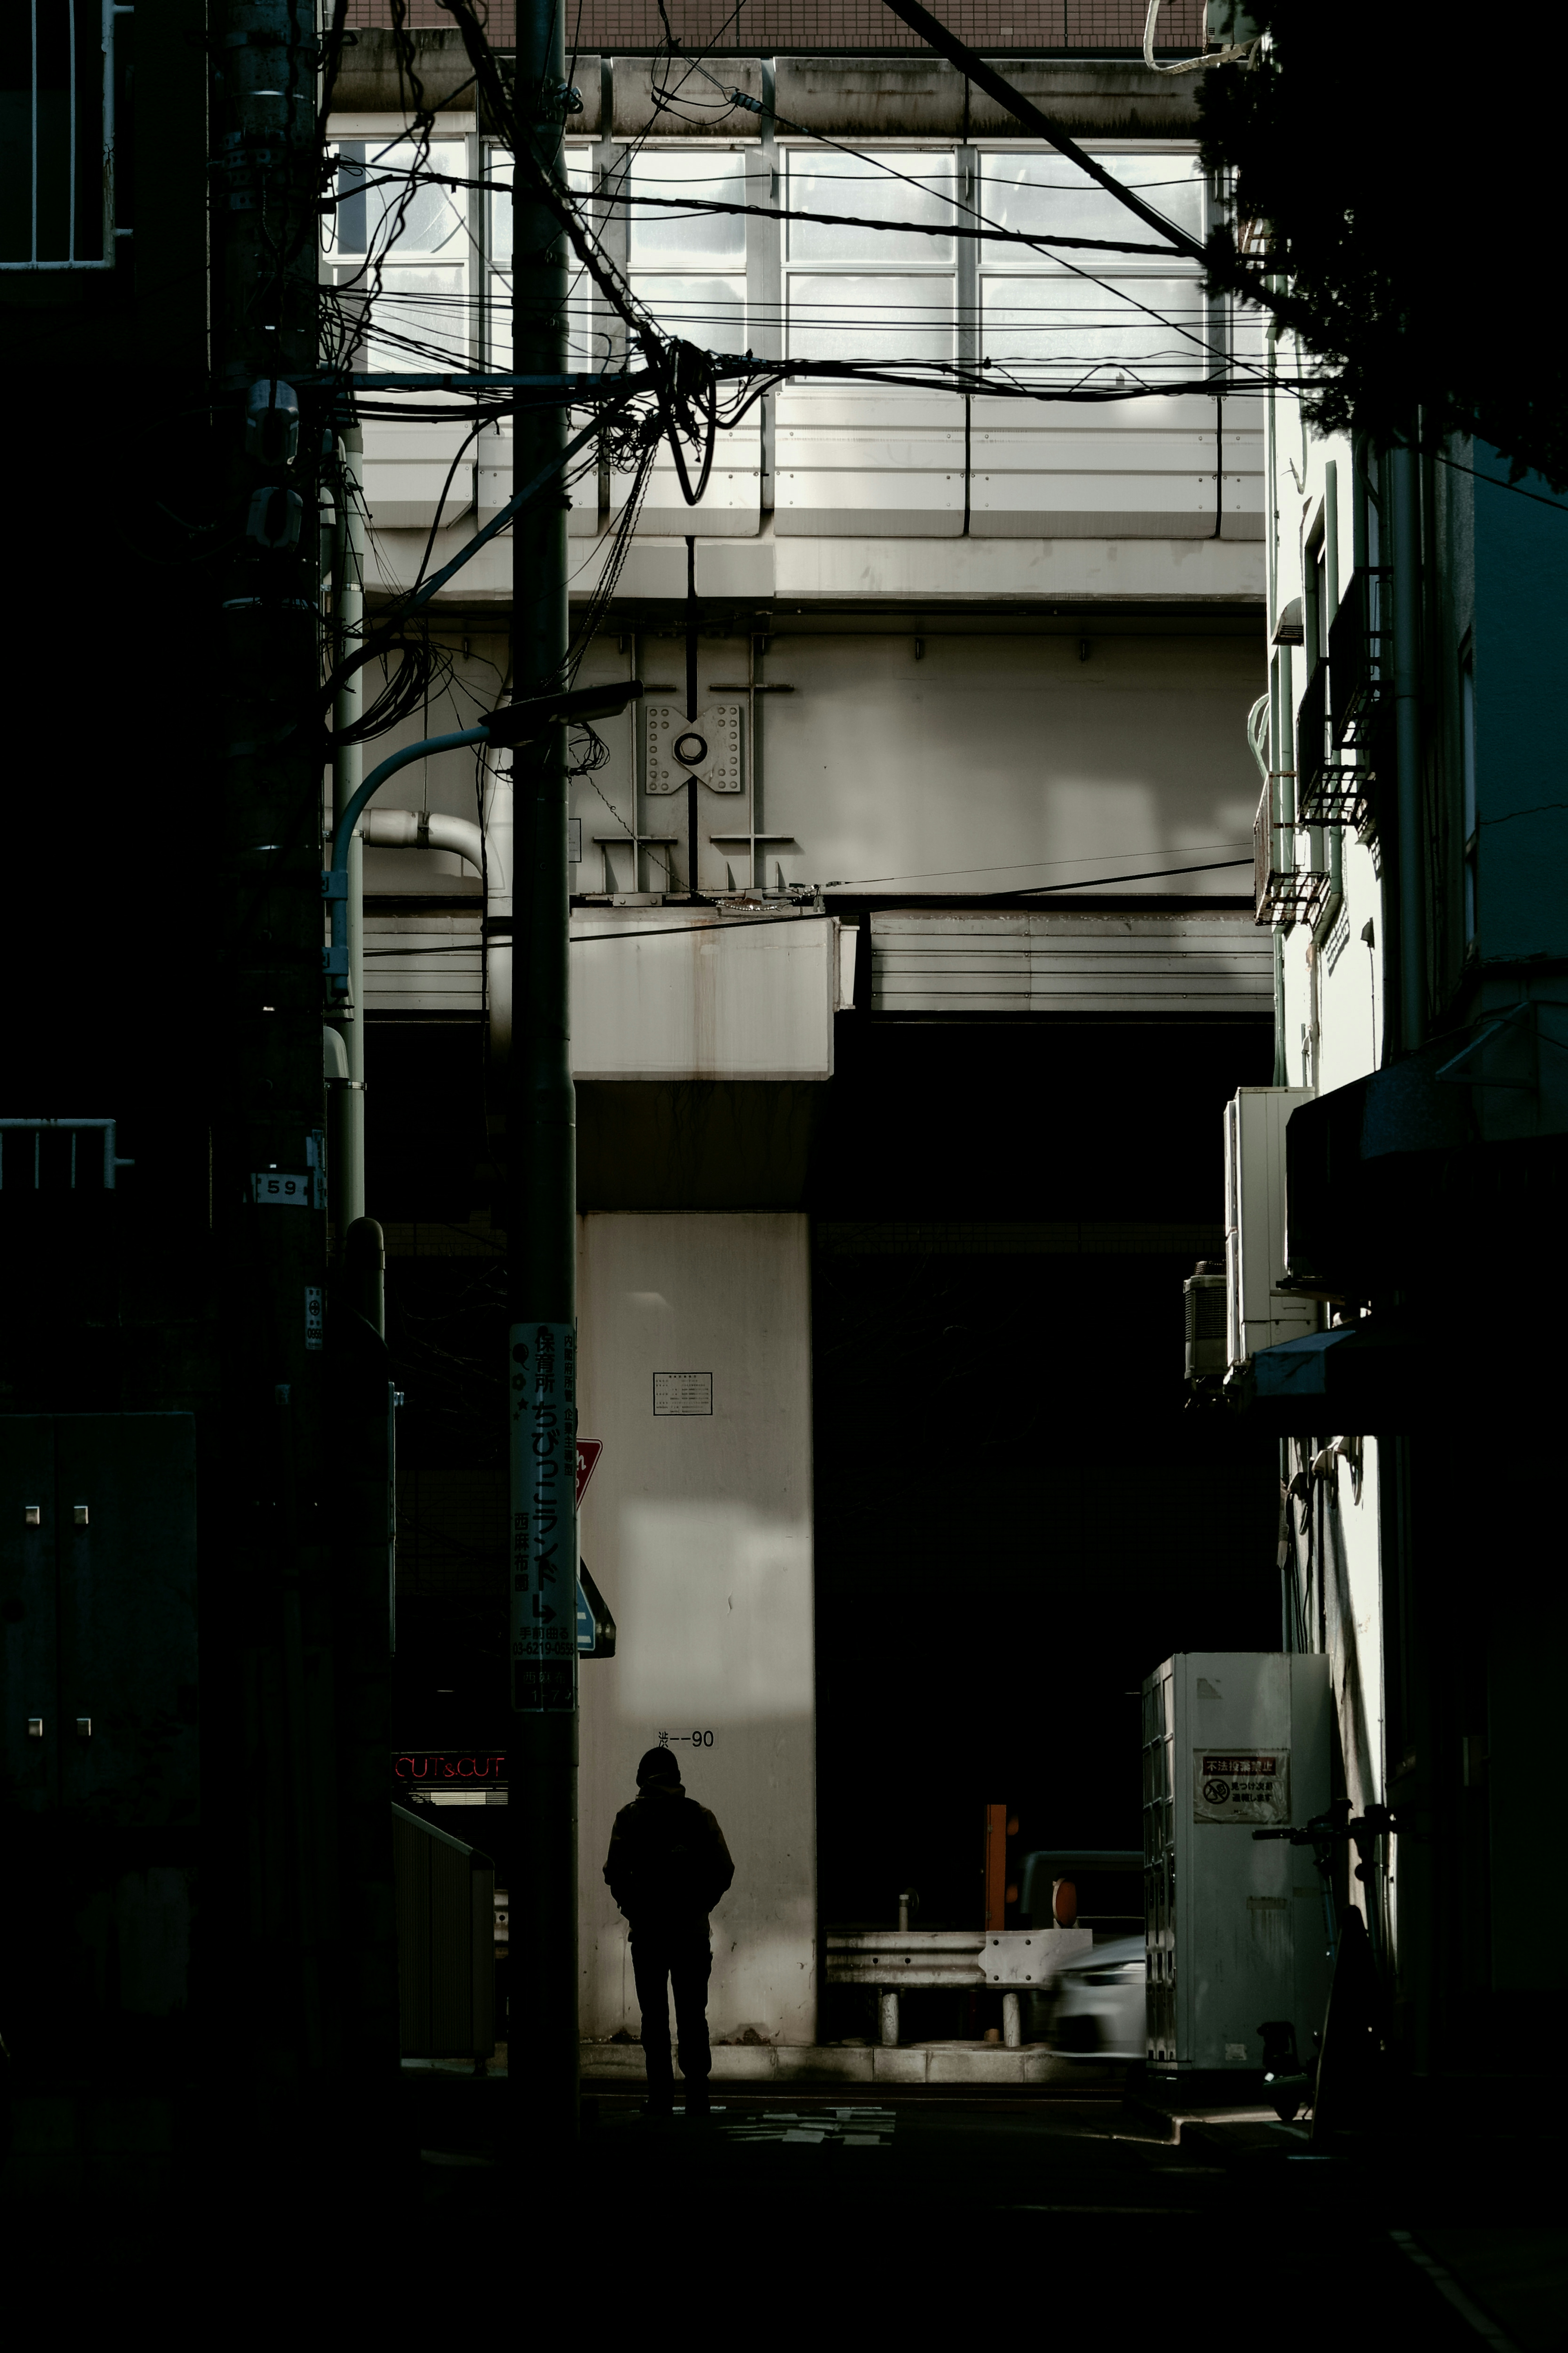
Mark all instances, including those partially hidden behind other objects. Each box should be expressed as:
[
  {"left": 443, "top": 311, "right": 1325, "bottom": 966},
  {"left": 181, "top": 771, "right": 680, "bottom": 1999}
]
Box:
[
  {"left": 1224, "top": 1087, "right": 1318, "bottom": 1369},
  {"left": 1142, "top": 1651, "right": 1333, "bottom": 2076},
  {"left": 644, "top": 702, "right": 744, "bottom": 794}
]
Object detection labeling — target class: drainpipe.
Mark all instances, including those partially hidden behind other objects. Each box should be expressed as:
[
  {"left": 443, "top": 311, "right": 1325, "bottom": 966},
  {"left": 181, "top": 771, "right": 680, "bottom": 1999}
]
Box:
[
  {"left": 363, "top": 807, "right": 485, "bottom": 868},
  {"left": 1313, "top": 458, "right": 1343, "bottom": 954},
  {"left": 332, "top": 425, "right": 366, "bottom": 1241},
  {"left": 1389, "top": 440, "right": 1425, "bottom": 1052},
  {"left": 1264, "top": 283, "right": 1288, "bottom": 1088},
  {"left": 1277, "top": 640, "right": 1296, "bottom": 843},
  {"left": 1273, "top": 640, "right": 1295, "bottom": 1086},
  {"left": 354, "top": 806, "right": 506, "bottom": 1058},
  {"left": 1264, "top": 294, "right": 1280, "bottom": 634},
  {"left": 323, "top": 685, "right": 641, "bottom": 1051},
  {"left": 482, "top": 755, "right": 514, "bottom": 1066}
]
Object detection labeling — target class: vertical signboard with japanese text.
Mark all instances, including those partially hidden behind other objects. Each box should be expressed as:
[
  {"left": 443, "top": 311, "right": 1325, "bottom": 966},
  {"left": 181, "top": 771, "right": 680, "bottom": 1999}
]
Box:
[{"left": 510, "top": 1320, "right": 578, "bottom": 1713}]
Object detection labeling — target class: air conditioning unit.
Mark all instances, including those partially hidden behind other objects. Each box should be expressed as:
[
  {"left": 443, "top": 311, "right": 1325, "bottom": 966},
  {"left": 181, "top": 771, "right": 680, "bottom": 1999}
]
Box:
[
  {"left": 1225, "top": 1087, "right": 1319, "bottom": 1369},
  {"left": 1142, "top": 1651, "right": 1332, "bottom": 2078},
  {"left": 1183, "top": 1258, "right": 1227, "bottom": 1387}
]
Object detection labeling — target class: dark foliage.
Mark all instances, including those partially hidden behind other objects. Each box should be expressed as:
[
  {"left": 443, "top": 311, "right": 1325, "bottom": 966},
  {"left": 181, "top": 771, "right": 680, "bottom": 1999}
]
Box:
[{"left": 1196, "top": 4, "right": 1565, "bottom": 487}]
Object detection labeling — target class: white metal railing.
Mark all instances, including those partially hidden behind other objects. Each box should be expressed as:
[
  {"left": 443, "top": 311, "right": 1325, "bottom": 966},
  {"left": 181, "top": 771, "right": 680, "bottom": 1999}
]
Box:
[
  {"left": 3, "top": 0, "right": 122, "bottom": 272},
  {"left": 0, "top": 1117, "right": 133, "bottom": 1188}
]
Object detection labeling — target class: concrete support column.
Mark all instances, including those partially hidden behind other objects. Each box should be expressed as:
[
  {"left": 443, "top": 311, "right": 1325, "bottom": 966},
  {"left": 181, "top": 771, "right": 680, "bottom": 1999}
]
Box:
[{"left": 879, "top": 1991, "right": 900, "bottom": 2048}]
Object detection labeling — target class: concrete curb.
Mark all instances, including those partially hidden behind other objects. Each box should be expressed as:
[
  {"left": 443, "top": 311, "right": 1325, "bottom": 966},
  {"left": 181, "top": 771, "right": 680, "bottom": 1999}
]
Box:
[{"left": 580, "top": 2042, "right": 1125, "bottom": 2088}]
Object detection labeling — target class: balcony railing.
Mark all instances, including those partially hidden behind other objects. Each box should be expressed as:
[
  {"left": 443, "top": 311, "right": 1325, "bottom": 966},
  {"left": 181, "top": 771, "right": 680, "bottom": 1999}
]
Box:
[
  {"left": 1254, "top": 781, "right": 1330, "bottom": 928},
  {"left": 1327, "top": 567, "right": 1391, "bottom": 749},
  {"left": 1296, "top": 655, "right": 1374, "bottom": 827}
]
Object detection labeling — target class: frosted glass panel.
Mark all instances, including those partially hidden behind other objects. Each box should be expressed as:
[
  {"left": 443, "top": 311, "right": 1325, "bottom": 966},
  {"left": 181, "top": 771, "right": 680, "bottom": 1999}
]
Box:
[
  {"left": 1229, "top": 292, "right": 1270, "bottom": 378},
  {"left": 629, "top": 274, "right": 746, "bottom": 351},
  {"left": 333, "top": 139, "right": 468, "bottom": 258},
  {"left": 365, "top": 265, "right": 468, "bottom": 371},
  {"left": 627, "top": 150, "right": 748, "bottom": 266},
  {"left": 488, "top": 153, "right": 592, "bottom": 269},
  {"left": 981, "top": 151, "right": 1204, "bottom": 264},
  {"left": 786, "top": 152, "right": 957, "bottom": 265},
  {"left": 980, "top": 274, "right": 1210, "bottom": 380},
  {"left": 786, "top": 274, "right": 954, "bottom": 362}
]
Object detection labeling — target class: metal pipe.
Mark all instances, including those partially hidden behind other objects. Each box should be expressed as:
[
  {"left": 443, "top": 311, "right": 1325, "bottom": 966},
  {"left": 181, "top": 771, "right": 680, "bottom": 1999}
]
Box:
[
  {"left": 1390, "top": 440, "right": 1425, "bottom": 1051},
  {"left": 1312, "top": 817, "right": 1344, "bottom": 955},
  {"left": 343, "top": 1214, "right": 385, "bottom": 1340},
  {"left": 330, "top": 731, "right": 490, "bottom": 884},
  {"left": 363, "top": 808, "right": 485, "bottom": 868},
  {"left": 359, "top": 805, "right": 511, "bottom": 1060},
  {"left": 1317, "top": 455, "right": 1343, "bottom": 938},
  {"left": 483, "top": 753, "right": 514, "bottom": 1065},
  {"left": 325, "top": 728, "right": 490, "bottom": 988},
  {"left": 1278, "top": 639, "right": 1296, "bottom": 835}
]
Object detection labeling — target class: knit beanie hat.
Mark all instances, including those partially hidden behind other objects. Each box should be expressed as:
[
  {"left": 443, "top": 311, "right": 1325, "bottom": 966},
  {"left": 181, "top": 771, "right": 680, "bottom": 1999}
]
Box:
[{"left": 636, "top": 1746, "right": 682, "bottom": 1786}]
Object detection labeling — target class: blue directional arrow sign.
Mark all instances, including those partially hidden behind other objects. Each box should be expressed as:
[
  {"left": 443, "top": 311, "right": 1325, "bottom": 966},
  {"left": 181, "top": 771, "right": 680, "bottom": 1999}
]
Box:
[{"left": 576, "top": 1558, "right": 617, "bottom": 1659}]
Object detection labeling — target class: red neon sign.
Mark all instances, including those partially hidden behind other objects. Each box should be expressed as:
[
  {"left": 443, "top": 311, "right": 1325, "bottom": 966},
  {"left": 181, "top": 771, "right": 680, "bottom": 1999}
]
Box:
[{"left": 393, "top": 1752, "right": 508, "bottom": 1784}]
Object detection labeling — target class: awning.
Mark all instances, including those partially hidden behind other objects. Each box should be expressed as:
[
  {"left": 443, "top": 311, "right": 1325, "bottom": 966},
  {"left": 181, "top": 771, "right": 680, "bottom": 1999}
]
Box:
[{"left": 1228, "top": 1320, "right": 1438, "bottom": 1431}]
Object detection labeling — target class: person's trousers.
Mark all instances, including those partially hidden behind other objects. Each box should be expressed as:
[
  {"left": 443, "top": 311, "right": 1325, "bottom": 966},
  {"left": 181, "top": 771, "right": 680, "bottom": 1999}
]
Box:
[{"left": 632, "top": 1931, "right": 713, "bottom": 2091}]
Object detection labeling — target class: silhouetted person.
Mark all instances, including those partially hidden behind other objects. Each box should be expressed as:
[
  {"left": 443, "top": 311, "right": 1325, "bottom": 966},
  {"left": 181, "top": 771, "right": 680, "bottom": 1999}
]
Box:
[{"left": 604, "top": 1747, "right": 734, "bottom": 2118}]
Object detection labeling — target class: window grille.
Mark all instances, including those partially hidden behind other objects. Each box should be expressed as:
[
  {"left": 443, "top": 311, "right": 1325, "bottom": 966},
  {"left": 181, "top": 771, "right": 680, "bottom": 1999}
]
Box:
[
  {"left": 0, "top": 1118, "right": 132, "bottom": 1189},
  {"left": 0, "top": 0, "right": 127, "bottom": 271}
]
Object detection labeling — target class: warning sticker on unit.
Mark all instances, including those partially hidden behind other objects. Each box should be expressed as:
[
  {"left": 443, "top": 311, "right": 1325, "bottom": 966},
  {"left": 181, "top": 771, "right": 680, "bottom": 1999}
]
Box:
[{"left": 1193, "top": 1749, "right": 1290, "bottom": 1824}]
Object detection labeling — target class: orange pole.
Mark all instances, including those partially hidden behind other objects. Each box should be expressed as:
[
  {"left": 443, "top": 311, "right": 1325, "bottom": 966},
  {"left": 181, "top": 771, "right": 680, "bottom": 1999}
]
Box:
[{"left": 983, "top": 1802, "right": 1008, "bottom": 1930}]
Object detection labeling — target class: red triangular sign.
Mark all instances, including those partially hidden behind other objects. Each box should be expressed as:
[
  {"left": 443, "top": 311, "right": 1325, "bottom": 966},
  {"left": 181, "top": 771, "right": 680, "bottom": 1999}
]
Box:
[{"left": 576, "top": 1439, "right": 603, "bottom": 1510}]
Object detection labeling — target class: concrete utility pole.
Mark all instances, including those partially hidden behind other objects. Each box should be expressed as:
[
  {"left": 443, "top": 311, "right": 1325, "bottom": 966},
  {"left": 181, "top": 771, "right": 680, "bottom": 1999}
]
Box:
[
  {"left": 508, "top": 0, "right": 581, "bottom": 2143},
  {"left": 211, "top": 0, "right": 338, "bottom": 2134},
  {"left": 332, "top": 424, "right": 368, "bottom": 1235},
  {"left": 211, "top": 0, "right": 396, "bottom": 2155}
]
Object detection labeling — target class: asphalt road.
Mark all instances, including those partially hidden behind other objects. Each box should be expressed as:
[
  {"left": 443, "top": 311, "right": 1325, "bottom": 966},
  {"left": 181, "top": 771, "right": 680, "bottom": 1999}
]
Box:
[{"left": 402, "top": 2082, "right": 1526, "bottom": 2344}]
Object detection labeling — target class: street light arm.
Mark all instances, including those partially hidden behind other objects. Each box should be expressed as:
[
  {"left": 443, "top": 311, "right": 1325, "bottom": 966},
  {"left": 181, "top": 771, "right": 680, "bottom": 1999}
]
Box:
[
  {"left": 331, "top": 729, "right": 490, "bottom": 878},
  {"left": 324, "top": 728, "right": 490, "bottom": 993},
  {"left": 321, "top": 686, "right": 644, "bottom": 995}
]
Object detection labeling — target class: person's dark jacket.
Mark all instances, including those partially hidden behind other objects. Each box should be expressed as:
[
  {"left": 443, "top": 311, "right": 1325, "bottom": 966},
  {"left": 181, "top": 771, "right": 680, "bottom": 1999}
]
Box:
[{"left": 604, "top": 1780, "right": 734, "bottom": 1941}]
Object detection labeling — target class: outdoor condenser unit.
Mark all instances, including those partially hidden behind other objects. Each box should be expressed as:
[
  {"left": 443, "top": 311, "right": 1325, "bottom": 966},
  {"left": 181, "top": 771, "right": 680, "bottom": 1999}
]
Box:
[
  {"left": 1224, "top": 1087, "right": 1319, "bottom": 1370},
  {"left": 1142, "top": 1651, "right": 1332, "bottom": 2077},
  {"left": 1183, "top": 1260, "right": 1227, "bottom": 1386}
]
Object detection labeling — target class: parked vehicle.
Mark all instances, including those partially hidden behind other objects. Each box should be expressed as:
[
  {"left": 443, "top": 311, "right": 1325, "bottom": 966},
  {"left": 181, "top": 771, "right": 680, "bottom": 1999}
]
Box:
[{"left": 1044, "top": 1933, "right": 1147, "bottom": 2060}]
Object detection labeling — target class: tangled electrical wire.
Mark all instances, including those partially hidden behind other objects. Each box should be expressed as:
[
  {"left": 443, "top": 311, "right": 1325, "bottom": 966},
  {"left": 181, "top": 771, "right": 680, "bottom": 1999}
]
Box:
[
  {"left": 310, "top": 0, "right": 1317, "bottom": 760},
  {"left": 311, "top": 0, "right": 737, "bottom": 739}
]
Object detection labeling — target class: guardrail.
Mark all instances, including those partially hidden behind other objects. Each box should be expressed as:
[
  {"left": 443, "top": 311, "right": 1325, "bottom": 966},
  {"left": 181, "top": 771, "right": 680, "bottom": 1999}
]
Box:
[{"left": 825, "top": 1925, "right": 1093, "bottom": 2050}]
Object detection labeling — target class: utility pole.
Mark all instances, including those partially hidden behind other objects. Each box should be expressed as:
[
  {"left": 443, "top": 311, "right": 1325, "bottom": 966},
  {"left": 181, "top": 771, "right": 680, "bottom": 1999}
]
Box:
[
  {"left": 509, "top": 0, "right": 580, "bottom": 2144},
  {"left": 210, "top": 0, "right": 397, "bottom": 2159},
  {"left": 210, "top": 0, "right": 340, "bottom": 2141},
  {"left": 332, "top": 424, "right": 368, "bottom": 1237}
]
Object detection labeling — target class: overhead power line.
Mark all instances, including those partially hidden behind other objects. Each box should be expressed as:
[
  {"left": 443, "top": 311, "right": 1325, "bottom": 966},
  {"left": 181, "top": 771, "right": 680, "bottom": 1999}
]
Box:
[
  {"left": 869, "top": 0, "right": 1289, "bottom": 333},
  {"left": 349, "top": 168, "right": 1185, "bottom": 260}
]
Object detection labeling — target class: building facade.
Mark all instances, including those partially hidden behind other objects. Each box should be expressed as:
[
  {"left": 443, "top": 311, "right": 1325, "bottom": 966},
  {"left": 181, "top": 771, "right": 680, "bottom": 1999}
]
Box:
[
  {"left": 1228, "top": 330, "right": 1568, "bottom": 2105},
  {"left": 339, "top": 34, "right": 1285, "bottom": 2057}
]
